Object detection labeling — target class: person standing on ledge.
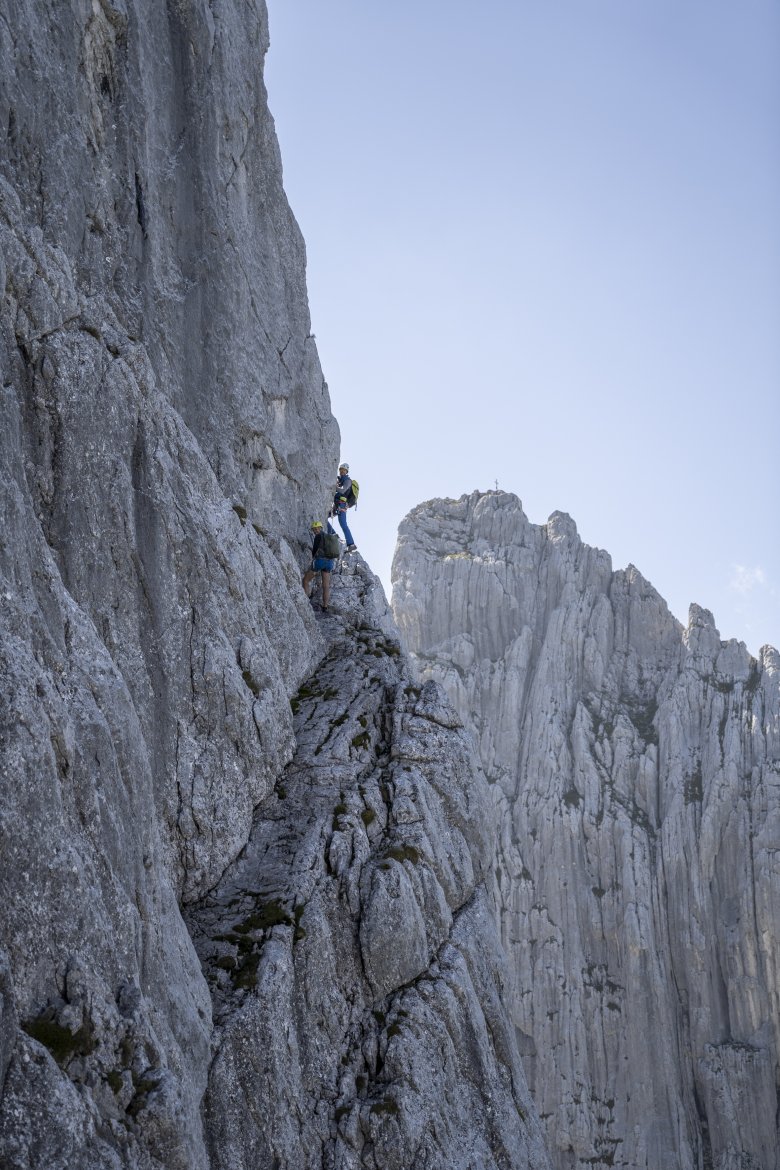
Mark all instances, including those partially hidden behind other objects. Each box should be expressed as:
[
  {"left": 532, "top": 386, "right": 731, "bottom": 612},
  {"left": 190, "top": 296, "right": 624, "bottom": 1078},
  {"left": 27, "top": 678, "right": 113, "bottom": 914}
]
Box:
[
  {"left": 302, "top": 520, "right": 337, "bottom": 612},
  {"left": 331, "top": 462, "right": 357, "bottom": 552}
]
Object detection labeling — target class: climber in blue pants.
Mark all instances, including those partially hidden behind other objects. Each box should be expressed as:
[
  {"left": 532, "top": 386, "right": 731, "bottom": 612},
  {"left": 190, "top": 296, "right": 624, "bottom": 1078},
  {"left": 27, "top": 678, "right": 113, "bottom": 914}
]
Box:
[{"left": 331, "top": 462, "right": 357, "bottom": 551}]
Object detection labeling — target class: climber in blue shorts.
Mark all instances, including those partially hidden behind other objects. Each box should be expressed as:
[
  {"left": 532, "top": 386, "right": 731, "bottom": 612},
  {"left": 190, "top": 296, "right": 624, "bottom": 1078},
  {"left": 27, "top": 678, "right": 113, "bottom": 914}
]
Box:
[{"left": 302, "top": 520, "right": 337, "bottom": 612}]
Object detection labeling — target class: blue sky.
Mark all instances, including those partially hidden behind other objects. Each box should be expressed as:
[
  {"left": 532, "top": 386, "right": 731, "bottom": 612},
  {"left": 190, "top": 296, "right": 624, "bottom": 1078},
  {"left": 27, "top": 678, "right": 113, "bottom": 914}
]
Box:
[{"left": 265, "top": 0, "right": 780, "bottom": 655}]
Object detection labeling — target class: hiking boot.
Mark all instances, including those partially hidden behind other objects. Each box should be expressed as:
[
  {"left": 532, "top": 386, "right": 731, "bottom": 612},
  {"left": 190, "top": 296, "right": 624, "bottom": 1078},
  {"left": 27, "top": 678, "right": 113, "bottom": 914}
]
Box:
[{"left": 346, "top": 544, "right": 357, "bottom": 552}]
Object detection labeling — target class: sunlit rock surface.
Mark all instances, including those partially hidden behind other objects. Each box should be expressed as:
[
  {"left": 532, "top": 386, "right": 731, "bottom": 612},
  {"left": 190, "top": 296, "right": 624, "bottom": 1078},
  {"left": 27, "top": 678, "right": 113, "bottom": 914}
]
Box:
[
  {"left": 392, "top": 489, "right": 780, "bottom": 1170},
  {"left": 0, "top": 5, "right": 548, "bottom": 1166}
]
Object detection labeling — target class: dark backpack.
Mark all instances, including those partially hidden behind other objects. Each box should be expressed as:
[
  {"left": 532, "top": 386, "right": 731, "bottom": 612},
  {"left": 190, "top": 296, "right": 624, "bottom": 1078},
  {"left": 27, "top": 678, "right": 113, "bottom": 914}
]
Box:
[
  {"left": 345, "top": 479, "right": 359, "bottom": 508},
  {"left": 322, "top": 532, "right": 341, "bottom": 558}
]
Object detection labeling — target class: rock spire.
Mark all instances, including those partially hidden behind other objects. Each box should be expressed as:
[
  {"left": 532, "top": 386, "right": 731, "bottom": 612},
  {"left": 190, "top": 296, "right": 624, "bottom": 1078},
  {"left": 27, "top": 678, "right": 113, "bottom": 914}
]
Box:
[{"left": 392, "top": 489, "right": 780, "bottom": 1170}]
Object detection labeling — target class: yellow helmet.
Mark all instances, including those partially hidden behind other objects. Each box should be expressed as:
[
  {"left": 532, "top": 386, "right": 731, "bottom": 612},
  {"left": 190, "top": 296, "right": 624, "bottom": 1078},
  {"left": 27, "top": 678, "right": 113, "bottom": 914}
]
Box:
[{"left": 311, "top": 520, "right": 323, "bottom": 530}]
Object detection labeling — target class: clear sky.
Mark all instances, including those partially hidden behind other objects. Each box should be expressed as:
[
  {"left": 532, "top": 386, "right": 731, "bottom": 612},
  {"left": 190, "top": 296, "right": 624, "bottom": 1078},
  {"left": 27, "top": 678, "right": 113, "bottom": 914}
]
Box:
[{"left": 265, "top": 0, "right": 780, "bottom": 656}]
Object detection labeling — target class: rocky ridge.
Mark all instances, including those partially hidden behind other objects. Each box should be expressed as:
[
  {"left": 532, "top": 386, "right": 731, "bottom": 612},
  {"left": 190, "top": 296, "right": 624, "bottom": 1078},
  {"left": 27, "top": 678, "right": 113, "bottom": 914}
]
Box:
[
  {"left": 188, "top": 557, "right": 550, "bottom": 1170},
  {"left": 392, "top": 490, "right": 780, "bottom": 1170}
]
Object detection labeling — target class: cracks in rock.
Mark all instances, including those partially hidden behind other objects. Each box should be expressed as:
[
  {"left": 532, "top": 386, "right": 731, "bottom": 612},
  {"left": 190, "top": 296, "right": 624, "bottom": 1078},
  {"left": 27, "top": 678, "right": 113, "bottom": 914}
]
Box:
[
  {"left": 692, "top": 1082, "right": 714, "bottom": 1170},
  {"left": 222, "top": 233, "right": 304, "bottom": 392},
  {"left": 329, "top": 893, "right": 489, "bottom": 1143},
  {"left": 225, "top": 120, "right": 252, "bottom": 191},
  {"left": 184, "top": 580, "right": 511, "bottom": 1161},
  {"left": 17, "top": 353, "right": 62, "bottom": 557},
  {"left": 190, "top": 623, "right": 400, "bottom": 985},
  {"left": 0, "top": 8, "right": 18, "bottom": 53},
  {"left": 277, "top": 334, "right": 291, "bottom": 371},
  {"left": 224, "top": 234, "right": 274, "bottom": 349},
  {"left": 205, "top": 0, "right": 223, "bottom": 78},
  {"left": 133, "top": 172, "right": 148, "bottom": 240},
  {"left": 174, "top": 718, "right": 187, "bottom": 865}
]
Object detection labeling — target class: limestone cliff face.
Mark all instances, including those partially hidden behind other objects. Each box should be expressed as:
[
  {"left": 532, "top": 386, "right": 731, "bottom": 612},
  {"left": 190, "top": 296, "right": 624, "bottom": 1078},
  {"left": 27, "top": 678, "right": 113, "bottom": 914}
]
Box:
[
  {"left": 1, "top": 1, "right": 333, "bottom": 1162},
  {"left": 392, "top": 490, "right": 780, "bottom": 1170},
  {"left": 2, "top": 0, "right": 337, "bottom": 526},
  {"left": 0, "top": 6, "right": 547, "bottom": 1167}
]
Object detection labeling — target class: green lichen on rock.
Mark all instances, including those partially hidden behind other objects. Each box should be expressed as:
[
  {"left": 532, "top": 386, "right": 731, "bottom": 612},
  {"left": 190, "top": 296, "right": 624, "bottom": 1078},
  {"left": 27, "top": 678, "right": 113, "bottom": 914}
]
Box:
[
  {"left": 231, "top": 949, "right": 261, "bottom": 990},
  {"left": 292, "top": 681, "right": 323, "bottom": 712},
  {"left": 370, "top": 1098, "right": 400, "bottom": 1117},
  {"left": 127, "top": 1072, "right": 162, "bottom": 1118},
  {"left": 383, "top": 844, "right": 420, "bottom": 865},
  {"left": 234, "top": 900, "right": 292, "bottom": 933},
  {"left": 22, "top": 1011, "right": 95, "bottom": 1066}
]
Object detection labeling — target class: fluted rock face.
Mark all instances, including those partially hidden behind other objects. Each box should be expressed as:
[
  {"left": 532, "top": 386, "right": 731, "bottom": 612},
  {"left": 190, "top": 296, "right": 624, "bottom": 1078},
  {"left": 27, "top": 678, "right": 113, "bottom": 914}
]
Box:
[
  {"left": 392, "top": 490, "right": 780, "bottom": 1170},
  {"left": 0, "top": 7, "right": 548, "bottom": 1167}
]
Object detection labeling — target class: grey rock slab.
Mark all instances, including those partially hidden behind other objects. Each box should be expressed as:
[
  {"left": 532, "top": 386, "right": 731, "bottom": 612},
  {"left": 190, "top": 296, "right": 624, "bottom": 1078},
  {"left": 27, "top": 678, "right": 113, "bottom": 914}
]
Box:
[
  {"left": 1, "top": 0, "right": 337, "bottom": 1161},
  {"left": 392, "top": 489, "right": 780, "bottom": 1170},
  {"left": 188, "top": 572, "right": 550, "bottom": 1170}
]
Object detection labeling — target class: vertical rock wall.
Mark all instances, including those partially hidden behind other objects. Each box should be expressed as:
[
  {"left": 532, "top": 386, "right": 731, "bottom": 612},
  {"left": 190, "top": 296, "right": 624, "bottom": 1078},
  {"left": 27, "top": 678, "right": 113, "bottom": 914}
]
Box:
[
  {"left": 392, "top": 490, "right": 780, "bottom": 1170},
  {"left": 0, "top": 0, "right": 337, "bottom": 1164},
  {"left": 2, "top": 0, "right": 338, "bottom": 523}
]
